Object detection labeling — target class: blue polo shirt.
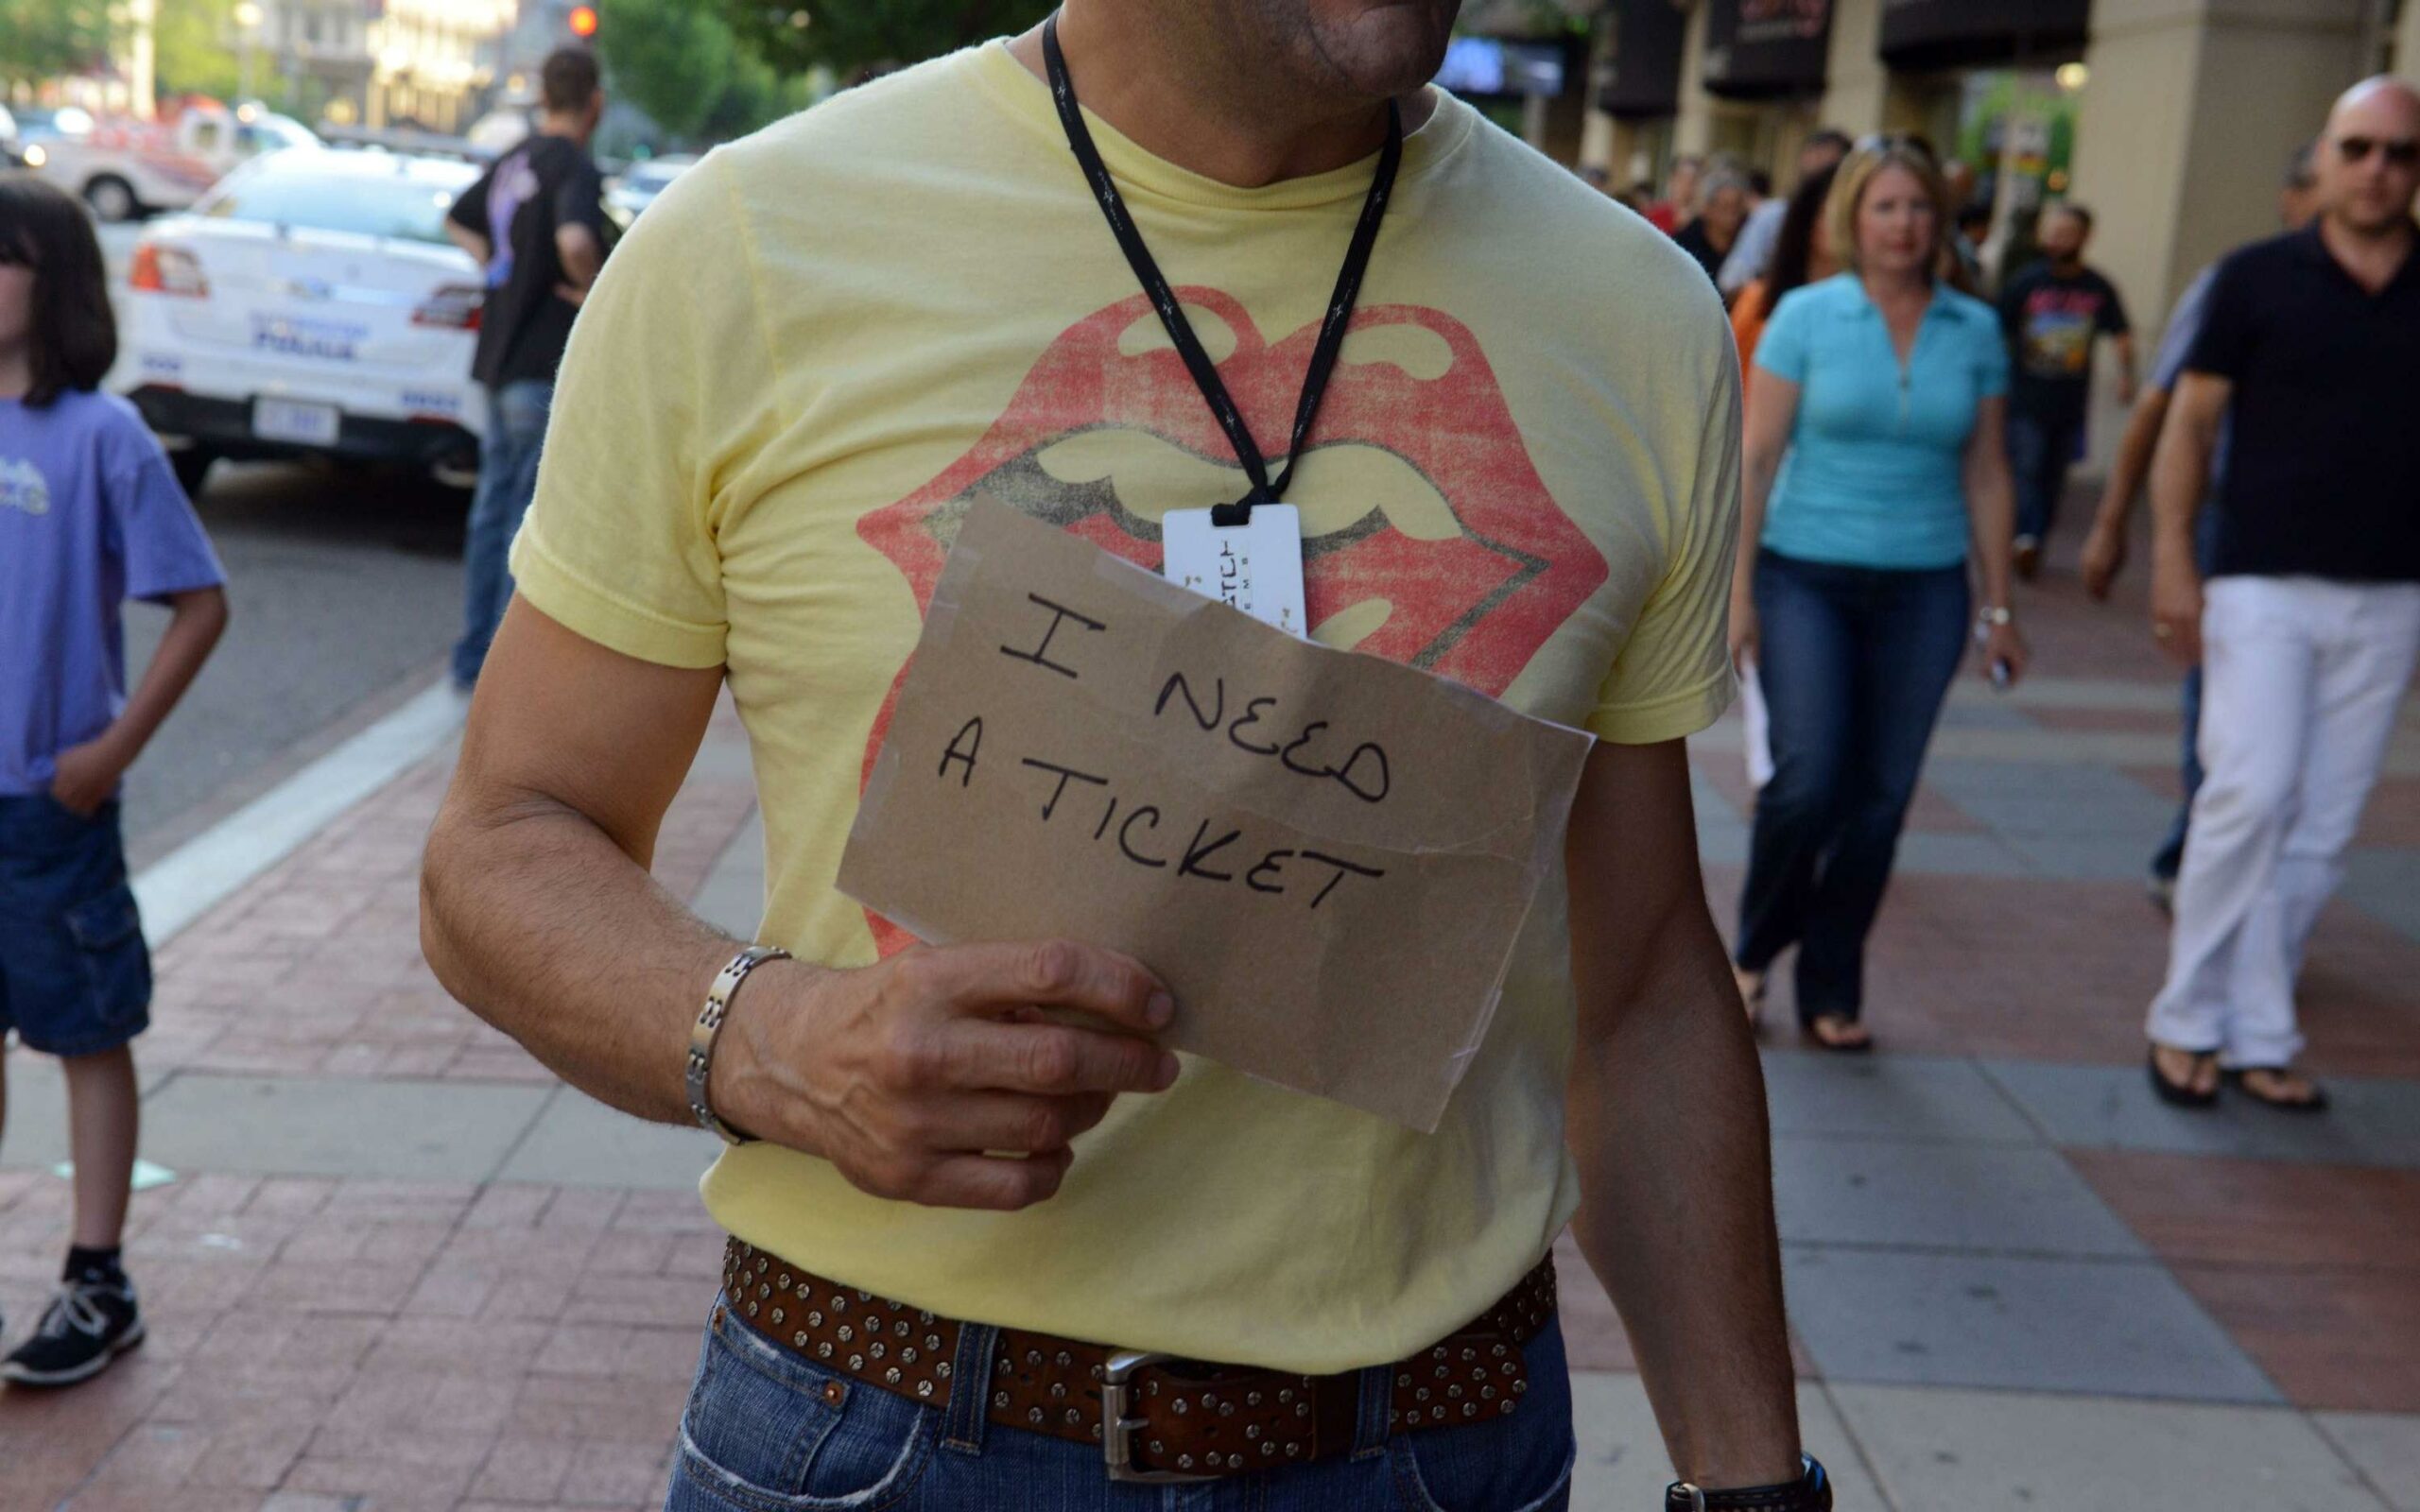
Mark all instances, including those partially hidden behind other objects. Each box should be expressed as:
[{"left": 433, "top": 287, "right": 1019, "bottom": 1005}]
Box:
[{"left": 1752, "top": 273, "right": 2010, "bottom": 570}]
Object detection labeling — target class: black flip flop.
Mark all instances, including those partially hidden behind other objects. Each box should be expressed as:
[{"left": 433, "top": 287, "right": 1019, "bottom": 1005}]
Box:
[
  {"left": 2148, "top": 1047, "right": 2220, "bottom": 1108},
  {"left": 2222, "top": 1067, "right": 2330, "bottom": 1113}
]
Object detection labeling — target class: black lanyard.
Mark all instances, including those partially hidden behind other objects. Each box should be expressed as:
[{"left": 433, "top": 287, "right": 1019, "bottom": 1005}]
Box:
[{"left": 1041, "top": 12, "right": 1402, "bottom": 525}]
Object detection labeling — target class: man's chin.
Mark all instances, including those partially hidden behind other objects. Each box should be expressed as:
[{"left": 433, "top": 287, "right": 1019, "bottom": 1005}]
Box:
[{"left": 1320, "top": 2, "right": 1456, "bottom": 96}]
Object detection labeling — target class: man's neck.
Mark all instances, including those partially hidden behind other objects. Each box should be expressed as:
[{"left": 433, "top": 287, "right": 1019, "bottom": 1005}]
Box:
[
  {"left": 2319, "top": 211, "right": 2415, "bottom": 294},
  {"left": 534, "top": 111, "right": 587, "bottom": 144},
  {"left": 1004, "top": 6, "right": 1432, "bottom": 189}
]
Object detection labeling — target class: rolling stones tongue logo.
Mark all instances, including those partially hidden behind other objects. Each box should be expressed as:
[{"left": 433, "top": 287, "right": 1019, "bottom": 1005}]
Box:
[{"left": 856, "top": 288, "right": 1608, "bottom": 953}]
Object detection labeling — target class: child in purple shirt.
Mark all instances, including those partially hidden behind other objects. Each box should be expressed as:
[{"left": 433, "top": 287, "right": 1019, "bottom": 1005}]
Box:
[{"left": 0, "top": 177, "right": 227, "bottom": 1386}]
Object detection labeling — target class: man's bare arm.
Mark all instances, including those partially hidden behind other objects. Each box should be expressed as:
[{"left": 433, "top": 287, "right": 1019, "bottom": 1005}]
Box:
[
  {"left": 2079, "top": 384, "right": 2172, "bottom": 599},
  {"left": 421, "top": 596, "right": 1181, "bottom": 1212},
  {"left": 1565, "top": 739, "right": 1798, "bottom": 1489},
  {"left": 445, "top": 220, "right": 490, "bottom": 267},
  {"left": 2148, "top": 372, "right": 2230, "bottom": 664},
  {"left": 556, "top": 223, "right": 603, "bottom": 298}
]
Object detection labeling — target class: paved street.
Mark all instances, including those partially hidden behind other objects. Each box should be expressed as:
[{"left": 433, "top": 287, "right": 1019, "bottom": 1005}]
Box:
[{"left": 4, "top": 506, "right": 2418, "bottom": 1510}]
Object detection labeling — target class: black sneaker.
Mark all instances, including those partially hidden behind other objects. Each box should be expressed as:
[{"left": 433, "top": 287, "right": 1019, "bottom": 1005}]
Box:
[{"left": 1, "top": 1277, "right": 145, "bottom": 1387}]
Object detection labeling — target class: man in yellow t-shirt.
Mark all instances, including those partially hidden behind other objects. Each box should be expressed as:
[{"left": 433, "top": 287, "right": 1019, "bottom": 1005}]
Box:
[{"left": 421, "top": 3, "right": 1815, "bottom": 1507}]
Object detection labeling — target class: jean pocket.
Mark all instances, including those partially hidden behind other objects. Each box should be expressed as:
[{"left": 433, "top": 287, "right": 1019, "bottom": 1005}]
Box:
[
  {"left": 64, "top": 882, "right": 151, "bottom": 1033},
  {"left": 1389, "top": 1316, "right": 1576, "bottom": 1512},
  {"left": 675, "top": 1302, "right": 937, "bottom": 1512}
]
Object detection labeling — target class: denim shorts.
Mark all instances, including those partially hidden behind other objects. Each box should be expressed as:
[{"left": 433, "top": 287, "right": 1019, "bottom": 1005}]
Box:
[
  {"left": 0, "top": 795, "right": 152, "bottom": 1057},
  {"left": 666, "top": 1295, "right": 1576, "bottom": 1511}
]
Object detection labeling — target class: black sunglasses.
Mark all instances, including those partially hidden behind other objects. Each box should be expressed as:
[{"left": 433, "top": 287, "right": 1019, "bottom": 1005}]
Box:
[{"left": 2337, "top": 135, "right": 2420, "bottom": 167}]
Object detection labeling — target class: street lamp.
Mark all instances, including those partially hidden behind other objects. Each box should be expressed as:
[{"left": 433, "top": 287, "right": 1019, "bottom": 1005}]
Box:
[{"left": 233, "top": 0, "right": 265, "bottom": 104}]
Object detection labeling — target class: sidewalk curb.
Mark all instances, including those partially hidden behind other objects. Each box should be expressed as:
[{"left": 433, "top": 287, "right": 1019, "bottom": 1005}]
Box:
[{"left": 130, "top": 675, "right": 468, "bottom": 946}]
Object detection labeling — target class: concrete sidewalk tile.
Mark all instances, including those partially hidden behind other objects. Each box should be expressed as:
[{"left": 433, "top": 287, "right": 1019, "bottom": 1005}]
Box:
[
  {"left": 1567, "top": 1373, "right": 1881, "bottom": 1511},
  {"left": 496, "top": 1093, "right": 718, "bottom": 1192},
  {"left": 1759, "top": 1052, "right": 2040, "bottom": 1144},
  {"left": 2070, "top": 1152, "right": 2420, "bottom": 1271},
  {"left": 1982, "top": 1060, "right": 2420, "bottom": 1169},
  {"left": 2344, "top": 851, "right": 2420, "bottom": 945},
  {"left": 364, "top": 1320, "right": 557, "bottom": 1381},
  {"left": 558, "top": 1436, "right": 677, "bottom": 1505},
  {"left": 1826, "top": 1382, "right": 2381, "bottom": 1512},
  {"left": 1772, "top": 1139, "right": 2146, "bottom": 1256},
  {"left": 134, "top": 1074, "right": 549, "bottom": 1183},
  {"left": 508, "top": 1373, "right": 692, "bottom": 1441},
  {"left": 2317, "top": 1413, "right": 2420, "bottom": 1511},
  {"left": 1782, "top": 1246, "right": 2281, "bottom": 1402},
  {"left": 2172, "top": 1264, "right": 2420, "bottom": 1414}
]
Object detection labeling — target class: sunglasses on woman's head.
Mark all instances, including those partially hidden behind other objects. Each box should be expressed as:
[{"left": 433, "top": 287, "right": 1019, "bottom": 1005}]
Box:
[{"left": 2337, "top": 135, "right": 2420, "bottom": 167}]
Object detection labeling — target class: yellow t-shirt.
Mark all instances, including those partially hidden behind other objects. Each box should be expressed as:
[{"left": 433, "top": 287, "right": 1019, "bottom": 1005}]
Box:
[{"left": 511, "top": 41, "right": 1740, "bottom": 1375}]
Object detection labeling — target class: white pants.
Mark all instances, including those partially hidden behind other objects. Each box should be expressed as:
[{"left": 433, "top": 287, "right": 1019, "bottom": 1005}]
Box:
[{"left": 2147, "top": 576, "right": 2420, "bottom": 1068}]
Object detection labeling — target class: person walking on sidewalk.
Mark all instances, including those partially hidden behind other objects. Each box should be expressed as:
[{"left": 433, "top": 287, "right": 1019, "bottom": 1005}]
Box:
[
  {"left": 2075, "top": 144, "right": 2323, "bottom": 912},
  {"left": 1720, "top": 129, "right": 1851, "bottom": 300},
  {"left": 1999, "top": 203, "right": 2135, "bottom": 580},
  {"left": 0, "top": 177, "right": 228, "bottom": 1386},
  {"left": 1727, "top": 142, "right": 2028, "bottom": 1053},
  {"left": 2144, "top": 77, "right": 2420, "bottom": 1113},
  {"left": 1675, "top": 167, "right": 1752, "bottom": 285},
  {"left": 442, "top": 46, "right": 608, "bottom": 691},
  {"left": 422, "top": 4, "right": 1829, "bottom": 1507}
]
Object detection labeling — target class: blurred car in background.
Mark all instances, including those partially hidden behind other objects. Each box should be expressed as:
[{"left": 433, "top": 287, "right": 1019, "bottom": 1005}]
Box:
[
  {"left": 30, "top": 102, "right": 317, "bottom": 221},
  {"left": 118, "top": 149, "right": 487, "bottom": 492},
  {"left": 604, "top": 153, "right": 695, "bottom": 230}
]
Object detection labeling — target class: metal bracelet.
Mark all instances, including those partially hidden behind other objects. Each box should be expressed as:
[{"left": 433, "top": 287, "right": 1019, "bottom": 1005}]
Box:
[{"left": 686, "top": 945, "right": 791, "bottom": 1146}]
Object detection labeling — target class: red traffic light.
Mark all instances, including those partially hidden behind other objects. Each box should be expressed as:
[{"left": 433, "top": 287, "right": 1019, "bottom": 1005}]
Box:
[{"left": 568, "top": 4, "right": 597, "bottom": 37}]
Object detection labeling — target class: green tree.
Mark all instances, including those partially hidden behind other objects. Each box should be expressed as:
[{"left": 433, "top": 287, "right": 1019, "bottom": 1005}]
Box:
[
  {"left": 598, "top": 0, "right": 738, "bottom": 141},
  {"left": 0, "top": 0, "right": 117, "bottom": 90},
  {"left": 711, "top": 0, "right": 1051, "bottom": 82},
  {"left": 151, "top": 0, "right": 243, "bottom": 103}
]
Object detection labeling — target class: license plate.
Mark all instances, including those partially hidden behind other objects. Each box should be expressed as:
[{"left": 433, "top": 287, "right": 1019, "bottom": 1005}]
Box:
[{"left": 253, "top": 398, "right": 340, "bottom": 446}]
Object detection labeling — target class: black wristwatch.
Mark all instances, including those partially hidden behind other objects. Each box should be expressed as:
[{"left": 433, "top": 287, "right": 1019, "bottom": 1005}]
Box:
[{"left": 1666, "top": 1453, "right": 1831, "bottom": 1511}]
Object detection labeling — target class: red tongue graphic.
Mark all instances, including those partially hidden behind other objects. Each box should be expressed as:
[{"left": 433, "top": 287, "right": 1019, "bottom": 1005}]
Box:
[{"left": 854, "top": 289, "right": 1608, "bottom": 954}]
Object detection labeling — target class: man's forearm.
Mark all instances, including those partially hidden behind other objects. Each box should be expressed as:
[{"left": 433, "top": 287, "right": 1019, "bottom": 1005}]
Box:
[
  {"left": 2149, "top": 409, "right": 2217, "bottom": 556},
  {"left": 421, "top": 791, "right": 748, "bottom": 1125},
  {"left": 2091, "top": 388, "right": 2169, "bottom": 532},
  {"left": 1568, "top": 903, "right": 1798, "bottom": 1488}
]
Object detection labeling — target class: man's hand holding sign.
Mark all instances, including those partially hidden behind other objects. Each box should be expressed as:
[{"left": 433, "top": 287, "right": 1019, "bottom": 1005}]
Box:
[{"left": 840, "top": 498, "right": 1594, "bottom": 1129}]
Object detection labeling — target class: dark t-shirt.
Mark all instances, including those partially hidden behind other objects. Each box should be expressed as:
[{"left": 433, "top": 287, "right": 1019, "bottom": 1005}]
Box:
[
  {"left": 1673, "top": 218, "right": 1729, "bottom": 284},
  {"left": 2187, "top": 225, "right": 2420, "bottom": 583},
  {"left": 1998, "top": 262, "right": 2128, "bottom": 422},
  {"left": 447, "top": 134, "right": 607, "bottom": 389}
]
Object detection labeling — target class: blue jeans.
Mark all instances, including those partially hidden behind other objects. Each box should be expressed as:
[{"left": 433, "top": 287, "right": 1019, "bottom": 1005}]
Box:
[
  {"left": 2005, "top": 407, "right": 2082, "bottom": 543},
  {"left": 453, "top": 379, "right": 553, "bottom": 687},
  {"left": 665, "top": 1297, "right": 1576, "bottom": 1511},
  {"left": 1736, "top": 550, "right": 1970, "bottom": 1020}
]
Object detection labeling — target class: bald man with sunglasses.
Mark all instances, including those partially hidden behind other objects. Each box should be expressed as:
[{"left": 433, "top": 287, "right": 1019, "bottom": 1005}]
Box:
[{"left": 2144, "top": 77, "right": 2420, "bottom": 1112}]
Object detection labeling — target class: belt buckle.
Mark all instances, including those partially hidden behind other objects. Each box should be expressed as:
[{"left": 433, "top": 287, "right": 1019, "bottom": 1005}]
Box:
[{"left": 1101, "top": 1350, "right": 1218, "bottom": 1485}]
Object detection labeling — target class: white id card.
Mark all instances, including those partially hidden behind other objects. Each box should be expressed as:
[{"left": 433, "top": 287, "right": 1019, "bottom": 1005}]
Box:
[{"left": 1160, "top": 505, "right": 1308, "bottom": 639}]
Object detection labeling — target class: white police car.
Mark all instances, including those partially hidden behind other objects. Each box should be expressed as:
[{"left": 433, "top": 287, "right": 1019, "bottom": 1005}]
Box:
[{"left": 118, "top": 148, "right": 488, "bottom": 492}]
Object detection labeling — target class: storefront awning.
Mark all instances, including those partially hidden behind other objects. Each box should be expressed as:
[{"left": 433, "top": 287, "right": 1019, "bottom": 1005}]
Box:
[
  {"left": 1878, "top": 0, "right": 2090, "bottom": 72},
  {"left": 1599, "top": 0, "right": 1688, "bottom": 119},
  {"left": 1702, "top": 0, "right": 1834, "bottom": 99}
]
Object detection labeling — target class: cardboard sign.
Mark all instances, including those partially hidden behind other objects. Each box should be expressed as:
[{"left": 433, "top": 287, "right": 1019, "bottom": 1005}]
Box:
[{"left": 837, "top": 498, "right": 1595, "bottom": 1130}]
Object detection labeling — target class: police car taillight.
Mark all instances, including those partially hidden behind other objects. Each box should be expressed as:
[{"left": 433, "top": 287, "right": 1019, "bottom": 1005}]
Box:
[
  {"left": 412, "top": 284, "right": 483, "bottom": 332},
  {"left": 130, "top": 243, "right": 209, "bottom": 298}
]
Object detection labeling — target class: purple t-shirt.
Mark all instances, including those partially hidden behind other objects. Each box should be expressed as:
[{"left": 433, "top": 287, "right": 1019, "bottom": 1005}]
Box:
[{"left": 1, "top": 389, "right": 224, "bottom": 796}]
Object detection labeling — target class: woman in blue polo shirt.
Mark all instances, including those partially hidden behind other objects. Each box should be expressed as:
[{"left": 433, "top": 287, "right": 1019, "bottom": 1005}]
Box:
[{"left": 1727, "top": 141, "right": 2029, "bottom": 1051}]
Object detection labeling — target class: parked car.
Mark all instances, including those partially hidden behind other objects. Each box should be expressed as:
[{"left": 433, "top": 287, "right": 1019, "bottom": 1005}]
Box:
[
  {"left": 604, "top": 153, "right": 695, "bottom": 230},
  {"left": 118, "top": 149, "right": 487, "bottom": 491},
  {"left": 30, "top": 103, "right": 318, "bottom": 221}
]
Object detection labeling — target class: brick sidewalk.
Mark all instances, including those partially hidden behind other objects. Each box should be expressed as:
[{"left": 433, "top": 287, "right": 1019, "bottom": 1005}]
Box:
[{"left": 4, "top": 532, "right": 2419, "bottom": 1508}]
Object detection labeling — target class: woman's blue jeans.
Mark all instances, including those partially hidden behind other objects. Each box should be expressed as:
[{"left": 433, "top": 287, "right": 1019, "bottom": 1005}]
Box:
[
  {"left": 664, "top": 1295, "right": 1576, "bottom": 1511},
  {"left": 1736, "top": 548, "right": 1970, "bottom": 1021}
]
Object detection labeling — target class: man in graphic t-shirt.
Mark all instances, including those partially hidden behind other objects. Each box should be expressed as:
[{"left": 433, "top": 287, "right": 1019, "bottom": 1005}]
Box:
[
  {"left": 442, "top": 47, "right": 608, "bottom": 689},
  {"left": 1999, "top": 203, "right": 2135, "bottom": 577},
  {"left": 420, "top": 4, "right": 1824, "bottom": 1507}
]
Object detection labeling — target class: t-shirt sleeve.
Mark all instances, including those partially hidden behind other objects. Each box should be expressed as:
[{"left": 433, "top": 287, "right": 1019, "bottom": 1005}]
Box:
[
  {"left": 1972, "top": 307, "right": 2012, "bottom": 398},
  {"left": 448, "top": 164, "right": 493, "bottom": 237},
  {"left": 553, "top": 153, "right": 608, "bottom": 238},
  {"left": 2150, "top": 267, "right": 2215, "bottom": 391},
  {"left": 1585, "top": 349, "right": 1740, "bottom": 744},
  {"left": 2185, "top": 253, "right": 2254, "bottom": 381},
  {"left": 2097, "top": 273, "right": 2132, "bottom": 335},
  {"left": 103, "top": 419, "right": 224, "bottom": 602},
  {"left": 508, "top": 152, "right": 773, "bottom": 668},
  {"left": 1751, "top": 288, "right": 1810, "bottom": 384}
]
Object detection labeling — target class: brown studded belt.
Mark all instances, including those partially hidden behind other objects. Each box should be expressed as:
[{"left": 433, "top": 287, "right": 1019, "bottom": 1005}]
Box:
[{"left": 718, "top": 1237, "right": 1557, "bottom": 1484}]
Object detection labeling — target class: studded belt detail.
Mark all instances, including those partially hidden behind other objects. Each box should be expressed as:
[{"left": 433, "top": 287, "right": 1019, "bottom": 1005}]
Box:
[{"left": 718, "top": 1237, "right": 1557, "bottom": 1484}]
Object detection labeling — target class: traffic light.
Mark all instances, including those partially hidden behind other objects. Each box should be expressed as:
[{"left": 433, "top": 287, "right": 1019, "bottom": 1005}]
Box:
[{"left": 568, "top": 4, "right": 598, "bottom": 38}]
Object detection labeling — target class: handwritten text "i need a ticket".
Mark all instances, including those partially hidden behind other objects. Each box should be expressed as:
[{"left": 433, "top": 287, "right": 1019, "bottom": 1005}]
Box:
[{"left": 838, "top": 498, "right": 1592, "bottom": 1130}]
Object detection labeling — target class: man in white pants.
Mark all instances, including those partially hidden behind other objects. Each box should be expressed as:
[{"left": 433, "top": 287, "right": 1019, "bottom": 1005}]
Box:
[{"left": 2145, "top": 77, "right": 2420, "bottom": 1111}]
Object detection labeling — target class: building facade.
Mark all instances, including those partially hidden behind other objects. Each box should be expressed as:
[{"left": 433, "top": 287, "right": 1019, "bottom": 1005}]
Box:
[{"left": 1585, "top": 0, "right": 2414, "bottom": 345}]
